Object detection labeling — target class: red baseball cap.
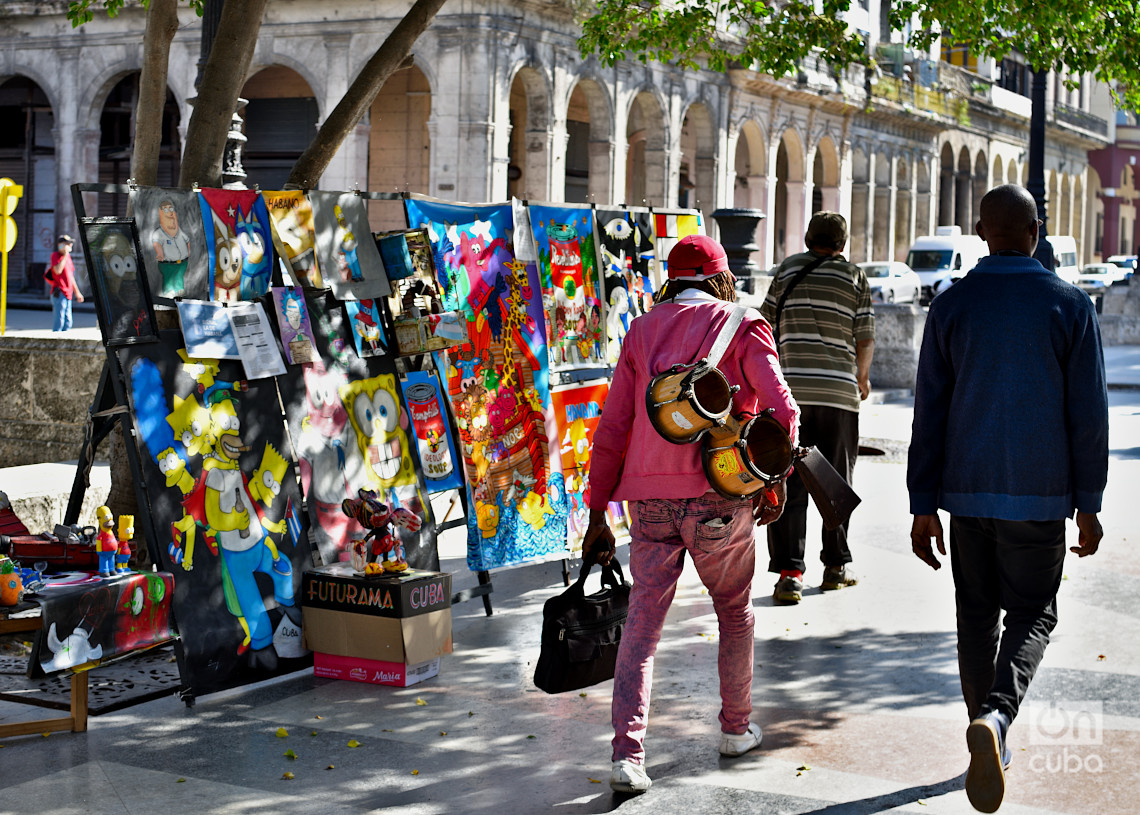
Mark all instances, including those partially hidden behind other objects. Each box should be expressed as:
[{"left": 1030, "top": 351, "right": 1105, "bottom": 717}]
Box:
[{"left": 667, "top": 234, "right": 730, "bottom": 281}]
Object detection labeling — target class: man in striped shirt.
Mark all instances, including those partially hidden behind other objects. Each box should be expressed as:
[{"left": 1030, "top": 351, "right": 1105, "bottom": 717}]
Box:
[{"left": 760, "top": 212, "right": 875, "bottom": 604}]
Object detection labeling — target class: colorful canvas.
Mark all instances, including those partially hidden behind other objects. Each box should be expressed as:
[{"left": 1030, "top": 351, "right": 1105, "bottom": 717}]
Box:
[
  {"left": 405, "top": 196, "right": 569, "bottom": 571},
  {"left": 344, "top": 298, "right": 388, "bottom": 358},
  {"left": 651, "top": 208, "right": 704, "bottom": 288},
  {"left": 277, "top": 292, "right": 439, "bottom": 570},
  {"left": 263, "top": 190, "right": 323, "bottom": 289},
  {"left": 550, "top": 380, "right": 609, "bottom": 552},
  {"left": 197, "top": 188, "right": 275, "bottom": 302},
  {"left": 129, "top": 187, "right": 211, "bottom": 301},
  {"left": 595, "top": 207, "right": 656, "bottom": 362},
  {"left": 271, "top": 287, "right": 317, "bottom": 365},
  {"left": 401, "top": 369, "right": 464, "bottom": 493},
  {"left": 309, "top": 191, "right": 391, "bottom": 301},
  {"left": 527, "top": 203, "right": 606, "bottom": 371},
  {"left": 121, "top": 334, "right": 313, "bottom": 697}
]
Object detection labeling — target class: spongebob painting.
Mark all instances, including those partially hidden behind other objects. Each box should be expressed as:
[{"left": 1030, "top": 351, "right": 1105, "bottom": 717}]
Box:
[{"left": 340, "top": 373, "right": 417, "bottom": 490}]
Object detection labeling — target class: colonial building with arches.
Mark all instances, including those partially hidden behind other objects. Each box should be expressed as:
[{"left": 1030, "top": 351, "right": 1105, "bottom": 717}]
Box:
[{"left": 0, "top": 0, "right": 1114, "bottom": 292}]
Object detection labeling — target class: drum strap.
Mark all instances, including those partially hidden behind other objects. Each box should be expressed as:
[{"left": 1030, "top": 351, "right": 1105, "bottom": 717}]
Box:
[{"left": 705, "top": 305, "right": 748, "bottom": 372}]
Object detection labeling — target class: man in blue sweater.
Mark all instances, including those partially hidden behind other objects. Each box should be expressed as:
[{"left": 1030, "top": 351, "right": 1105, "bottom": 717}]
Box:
[{"left": 907, "top": 184, "right": 1107, "bottom": 813}]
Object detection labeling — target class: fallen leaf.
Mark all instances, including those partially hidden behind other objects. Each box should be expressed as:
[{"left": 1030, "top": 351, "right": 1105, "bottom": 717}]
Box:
[
  {"left": 411, "top": 769, "right": 420, "bottom": 776},
  {"left": 176, "top": 778, "right": 186, "bottom": 783},
  {"left": 468, "top": 711, "right": 474, "bottom": 717},
  {"left": 275, "top": 727, "right": 289, "bottom": 738},
  {"left": 347, "top": 739, "right": 361, "bottom": 748},
  {"left": 796, "top": 764, "right": 812, "bottom": 776},
  {"left": 579, "top": 692, "right": 588, "bottom": 698},
  {"left": 588, "top": 777, "right": 602, "bottom": 784},
  {"left": 42, "top": 733, "right": 49, "bottom": 738},
  {"left": 282, "top": 772, "right": 294, "bottom": 780},
  {"left": 439, "top": 730, "right": 448, "bottom": 736},
  {"left": 310, "top": 731, "right": 317, "bottom": 737},
  {"left": 415, "top": 698, "right": 428, "bottom": 706},
  {"left": 527, "top": 734, "right": 536, "bottom": 739},
  {"left": 382, "top": 728, "right": 393, "bottom": 732},
  {"left": 326, "top": 765, "right": 335, "bottom": 770},
  {"left": 284, "top": 749, "right": 298, "bottom": 760},
  {"left": 315, "top": 715, "right": 324, "bottom": 719},
  {"left": 1097, "top": 654, "right": 1107, "bottom": 661},
  {"left": 917, "top": 799, "right": 927, "bottom": 806}
]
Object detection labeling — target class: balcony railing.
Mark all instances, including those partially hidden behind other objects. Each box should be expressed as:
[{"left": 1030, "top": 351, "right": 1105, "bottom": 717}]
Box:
[{"left": 1054, "top": 103, "right": 1109, "bottom": 137}]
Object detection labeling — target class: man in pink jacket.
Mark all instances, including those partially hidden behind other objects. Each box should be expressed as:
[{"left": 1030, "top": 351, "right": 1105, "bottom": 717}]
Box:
[{"left": 584, "top": 235, "right": 799, "bottom": 794}]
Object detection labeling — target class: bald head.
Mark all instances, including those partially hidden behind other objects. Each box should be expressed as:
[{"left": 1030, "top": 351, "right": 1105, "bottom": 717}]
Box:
[{"left": 977, "top": 184, "right": 1039, "bottom": 255}]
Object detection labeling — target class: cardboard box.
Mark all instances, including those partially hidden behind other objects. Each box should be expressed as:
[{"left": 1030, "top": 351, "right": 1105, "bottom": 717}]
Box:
[
  {"left": 302, "top": 605, "right": 452, "bottom": 664},
  {"left": 302, "top": 564, "right": 451, "bottom": 619},
  {"left": 313, "top": 652, "right": 441, "bottom": 687}
]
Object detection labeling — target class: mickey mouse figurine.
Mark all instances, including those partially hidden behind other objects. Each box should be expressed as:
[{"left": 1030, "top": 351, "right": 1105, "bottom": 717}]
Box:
[
  {"left": 94, "top": 505, "right": 118, "bottom": 577},
  {"left": 340, "top": 488, "right": 422, "bottom": 573}
]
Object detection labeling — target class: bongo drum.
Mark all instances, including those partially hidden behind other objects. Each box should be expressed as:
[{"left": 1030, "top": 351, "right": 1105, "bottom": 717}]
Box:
[
  {"left": 645, "top": 360, "right": 737, "bottom": 445},
  {"left": 701, "top": 410, "right": 794, "bottom": 499}
]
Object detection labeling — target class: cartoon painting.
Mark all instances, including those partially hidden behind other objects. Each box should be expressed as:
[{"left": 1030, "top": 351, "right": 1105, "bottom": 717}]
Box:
[
  {"left": 28, "top": 572, "right": 176, "bottom": 678},
  {"left": 121, "top": 335, "right": 311, "bottom": 696},
  {"left": 401, "top": 369, "right": 464, "bottom": 493},
  {"left": 596, "top": 207, "right": 656, "bottom": 361},
  {"left": 130, "top": 186, "right": 211, "bottom": 302},
  {"left": 271, "top": 287, "right": 317, "bottom": 365},
  {"left": 405, "top": 196, "right": 570, "bottom": 571},
  {"left": 264, "top": 189, "right": 323, "bottom": 289},
  {"left": 344, "top": 298, "right": 388, "bottom": 358},
  {"left": 651, "top": 207, "right": 704, "bottom": 288},
  {"left": 309, "top": 191, "right": 391, "bottom": 301},
  {"left": 197, "top": 188, "right": 275, "bottom": 302},
  {"left": 78, "top": 218, "right": 156, "bottom": 343},
  {"left": 550, "top": 381, "right": 609, "bottom": 552},
  {"left": 276, "top": 305, "right": 439, "bottom": 570},
  {"left": 527, "top": 203, "right": 606, "bottom": 371}
]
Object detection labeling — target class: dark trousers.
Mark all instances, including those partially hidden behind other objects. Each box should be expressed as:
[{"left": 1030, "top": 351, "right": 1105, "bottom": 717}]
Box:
[
  {"left": 950, "top": 516, "right": 1066, "bottom": 722},
  {"left": 767, "top": 404, "right": 858, "bottom": 574}
]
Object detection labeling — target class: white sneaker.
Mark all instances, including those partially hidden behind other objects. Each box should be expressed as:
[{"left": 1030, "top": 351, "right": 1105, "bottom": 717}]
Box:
[
  {"left": 719, "top": 722, "right": 763, "bottom": 757},
  {"left": 610, "top": 759, "right": 652, "bottom": 793}
]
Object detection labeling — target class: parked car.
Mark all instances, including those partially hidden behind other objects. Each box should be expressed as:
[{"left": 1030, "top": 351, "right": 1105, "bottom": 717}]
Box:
[
  {"left": 1106, "top": 255, "right": 1137, "bottom": 280},
  {"left": 858, "top": 261, "right": 921, "bottom": 304},
  {"left": 1077, "top": 262, "right": 1129, "bottom": 294}
]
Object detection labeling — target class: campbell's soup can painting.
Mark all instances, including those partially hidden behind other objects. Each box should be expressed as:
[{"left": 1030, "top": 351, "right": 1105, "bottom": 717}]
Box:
[{"left": 405, "top": 382, "right": 454, "bottom": 481}]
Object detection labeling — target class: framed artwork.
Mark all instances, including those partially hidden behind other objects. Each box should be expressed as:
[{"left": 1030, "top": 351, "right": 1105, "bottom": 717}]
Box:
[
  {"left": 309, "top": 191, "right": 391, "bottom": 301},
  {"left": 197, "top": 188, "right": 275, "bottom": 302},
  {"left": 129, "top": 186, "right": 211, "bottom": 302},
  {"left": 271, "top": 287, "right": 318, "bottom": 364},
  {"left": 595, "top": 207, "right": 656, "bottom": 362},
  {"left": 264, "top": 189, "right": 324, "bottom": 289},
  {"left": 78, "top": 217, "right": 157, "bottom": 345}
]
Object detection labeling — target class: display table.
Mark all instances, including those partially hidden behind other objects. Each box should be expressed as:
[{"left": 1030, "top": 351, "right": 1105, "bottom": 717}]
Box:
[{"left": 0, "top": 570, "right": 176, "bottom": 738}]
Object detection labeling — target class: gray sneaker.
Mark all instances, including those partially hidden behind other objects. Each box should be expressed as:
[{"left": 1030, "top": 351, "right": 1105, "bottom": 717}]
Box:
[
  {"left": 821, "top": 565, "right": 858, "bottom": 591},
  {"left": 773, "top": 575, "right": 803, "bottom": 604}
]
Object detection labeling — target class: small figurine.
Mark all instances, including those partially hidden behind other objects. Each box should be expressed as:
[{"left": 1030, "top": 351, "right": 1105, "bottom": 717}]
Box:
[
  {"left": 340, "top": 488, "right": 422, "bottom": 573},
  {"left": 116, "top": 514, "right": 134, "bottom": 573},
  {"left": 94, "top": 505, "right": 118, "bottom": 577}
]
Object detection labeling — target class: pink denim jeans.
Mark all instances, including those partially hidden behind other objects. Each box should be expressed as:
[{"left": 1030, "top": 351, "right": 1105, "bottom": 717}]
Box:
[{"left": 611, "top": 494, "right": 757, "bottom": 764}]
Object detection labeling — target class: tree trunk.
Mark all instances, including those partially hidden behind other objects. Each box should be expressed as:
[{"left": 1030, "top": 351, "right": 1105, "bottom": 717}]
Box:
[
  {"left": 178, "top": 0, "right": 270, "bottom": 188},
  {"left": 130, "top": 0, "right": 179, "bottom": 187},
  {"left": 285, "top": 0, "right": 448, "bottom": 189}
]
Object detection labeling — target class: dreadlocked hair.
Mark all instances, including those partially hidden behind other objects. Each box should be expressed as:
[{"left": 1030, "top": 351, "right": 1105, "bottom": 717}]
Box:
[{"left": 654, "top": 271, "right": 738, "bottom": 305}]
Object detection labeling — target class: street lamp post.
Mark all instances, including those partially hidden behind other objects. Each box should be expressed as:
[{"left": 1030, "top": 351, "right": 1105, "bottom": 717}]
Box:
[{"left": 1027, "top": 68, "right": 1055, "bottom": 270}]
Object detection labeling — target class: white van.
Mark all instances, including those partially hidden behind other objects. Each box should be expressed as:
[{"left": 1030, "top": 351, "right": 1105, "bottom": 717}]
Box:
[
  {"left": 1046, "top": 236, "right": 1079, "bottom": 285},
  {"left": 905, "top": 226, "right": 989, "bottom": 303}
]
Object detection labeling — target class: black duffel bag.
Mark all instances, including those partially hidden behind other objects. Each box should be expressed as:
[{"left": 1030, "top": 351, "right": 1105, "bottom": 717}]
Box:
[{"left": 533, "top": 553, "right": 630, "bottom": 694}]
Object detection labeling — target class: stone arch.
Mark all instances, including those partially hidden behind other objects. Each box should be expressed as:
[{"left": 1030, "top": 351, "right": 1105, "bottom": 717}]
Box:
[
  {"left": 247, "top": 54, "right": 325, "bottom": 122},
  {"left": 894, "top": 156, "right": 912, "bottom": 260},
  {"left": 938, "top": 141, "right": 955, "bottom": 225},
  {"left": 0, "top": 75, "right": 57, "bottom": 289},
  {"left": 97, "top": 73, "right": 181, "bottom": 215},
  {"left": 565, "top": 75, "right": 613, "bottom": 204},
  {"left": 625, "top": 87, "right": 668, "bottom": 206},
  {"left": 992, "top": 156, "right": 1004, "bottom": 186},
  {"left": 813, "top": 134, "right": 841, "bottom": 212},
  {"left": 955, "top": 146, "right": 972, "bottom": 229},
  {"left": 1007, "top": 158, "right": 1018, "bottom": 187},
  {"left": 679, "top": 99, "right": 716, "bottom": 216},
  {"left": 507, "top": 64, "right": 553, "bottom": 201},
  {"left": 773, "top": 127, "right": 806, "bottom": 263},
  {"left": 971, "top": 150, "right": 988, "bottom": 234},
  {"left": 241, "top": 65, "right": 319, "bottom": 191},
  {"left": 733, "top": 118, "right": 767, "bottom": 208},
  {"left": 368, "top": 64, "right": 432, "bottom": 229}
]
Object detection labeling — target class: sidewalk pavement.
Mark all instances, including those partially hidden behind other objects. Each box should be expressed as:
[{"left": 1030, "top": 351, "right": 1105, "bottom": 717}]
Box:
[{"left": 1, "top": 321, "right": 1138, "bottom": 814}]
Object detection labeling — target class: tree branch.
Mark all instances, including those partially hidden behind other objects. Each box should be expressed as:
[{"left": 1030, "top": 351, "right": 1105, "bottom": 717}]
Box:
[
  {"left": 131, "top": 0, "right": 180, "bottom": 187},
  {"left": 285, "top": 0, "right": 447, "bottom": 190}
]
